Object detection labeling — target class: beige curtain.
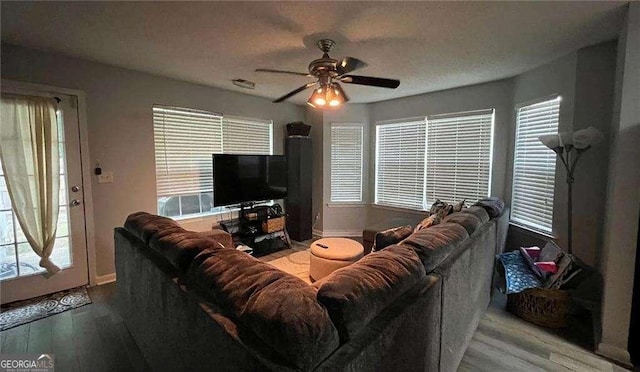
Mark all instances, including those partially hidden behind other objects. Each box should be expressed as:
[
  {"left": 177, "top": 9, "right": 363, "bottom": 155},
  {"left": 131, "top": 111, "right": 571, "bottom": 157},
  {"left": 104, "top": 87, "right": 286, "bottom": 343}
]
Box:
[{"left": 0, "top": 94, "right": 60, "bottom": 276}]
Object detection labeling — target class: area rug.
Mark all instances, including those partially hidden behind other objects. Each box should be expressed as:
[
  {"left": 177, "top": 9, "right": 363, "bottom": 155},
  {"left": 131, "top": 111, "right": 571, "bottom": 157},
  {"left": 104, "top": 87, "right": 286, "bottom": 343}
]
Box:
[
  {"left": 259, "top": 240, "right": 315, "bottom": 284},
  {"left": 265, "top": 250, "right": 312, "bottom": 284},
  {"left": 0, "top": 286, "right": 92, "bottom": 331}
]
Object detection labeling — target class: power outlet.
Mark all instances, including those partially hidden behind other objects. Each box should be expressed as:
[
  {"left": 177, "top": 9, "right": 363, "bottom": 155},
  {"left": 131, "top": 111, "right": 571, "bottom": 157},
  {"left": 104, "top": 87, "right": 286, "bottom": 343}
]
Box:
[{"left": 98, "top": 171, "right": 114, "bottom": 183}]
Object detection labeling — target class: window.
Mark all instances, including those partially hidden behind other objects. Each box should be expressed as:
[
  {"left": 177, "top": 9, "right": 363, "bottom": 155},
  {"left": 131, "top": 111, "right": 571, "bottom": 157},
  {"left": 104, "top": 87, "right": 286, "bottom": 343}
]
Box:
[
  {"left": 330, "top": 124, "right": 364, "bottom": 202},
  {"left": 222, "top": 115, "right": 273, "bottom": 155},
  {"left": 153, "top": 105, "right": 272, "bottom": 218},
  {"left": 511, "top": 96, "right": 561, "bottom": 233},
  {"left": 425, "top": 110, "right": 494, "bottom": 205},
  {"left": 375, "top": 119, "right": 427, "bottom": 210}
]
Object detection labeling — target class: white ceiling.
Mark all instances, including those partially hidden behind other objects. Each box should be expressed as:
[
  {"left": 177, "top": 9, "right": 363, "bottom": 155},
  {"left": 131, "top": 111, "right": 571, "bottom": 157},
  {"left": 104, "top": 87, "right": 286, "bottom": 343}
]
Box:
[{"left": 1, "top": 1, "right": 626, "bottom": 104}]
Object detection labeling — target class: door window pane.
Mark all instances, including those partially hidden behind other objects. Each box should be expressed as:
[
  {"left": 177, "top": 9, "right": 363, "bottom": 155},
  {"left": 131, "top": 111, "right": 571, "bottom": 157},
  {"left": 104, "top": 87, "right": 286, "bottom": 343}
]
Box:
[
  {"left": 57, "top": 206, "right": 69, "bottom": 237},
  {"left": 50, "top": 237, "right": 71, "bottom": 268},
  {"left": 59, "top": 175, "right": 67, "bottom": 205},
  {"left": 15, "top": 215, "right": 27, "bottom": 243},
  {"left": 0, "top": 211, "right": 15, "bottom": 244},
  {"left": 0, "top": 177, "right": 12, "bottom": 210},
  {"left": 17, "top": 242, "right": 45, "bottom": 275},
  {"left": 0, "top": 245, "right": 17, "bottom": 280}
]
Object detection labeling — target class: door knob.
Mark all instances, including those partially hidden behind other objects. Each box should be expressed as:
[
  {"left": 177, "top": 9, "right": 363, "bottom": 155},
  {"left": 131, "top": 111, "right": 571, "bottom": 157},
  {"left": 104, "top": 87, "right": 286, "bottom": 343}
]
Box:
[{"left": 70, "top": 199, "right": 81, "bottom": 207}]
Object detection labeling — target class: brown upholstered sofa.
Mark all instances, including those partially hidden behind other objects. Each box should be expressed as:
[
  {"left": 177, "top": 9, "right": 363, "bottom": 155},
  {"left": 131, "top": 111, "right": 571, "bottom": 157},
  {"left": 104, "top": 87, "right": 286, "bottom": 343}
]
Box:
[{"left": 115, "top": 202, "right": 508, "bottom": 371}]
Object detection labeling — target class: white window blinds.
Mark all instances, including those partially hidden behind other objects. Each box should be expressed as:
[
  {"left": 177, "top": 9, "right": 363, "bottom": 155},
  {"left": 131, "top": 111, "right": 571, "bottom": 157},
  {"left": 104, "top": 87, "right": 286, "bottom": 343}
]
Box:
[
  {"left": 153, "top": 106, "right": 273, "bottom": 199},
  {"left": 222, "top": 115, "right": 273, "bottom": 155},
  {"left": 154, "top": 106, "right": 223, "bottom": 197},
  {"left": 511, "top": 97, "right": 560, "bottom": 233},
  {"left": 375, "top": 119, "right": 427, "bottom": 210},
  {"left": 425, "top": 110, "right": 494, "bottom": 205},
  {"left": 331, "top": 124, "right": 364, "bottom": 202}
]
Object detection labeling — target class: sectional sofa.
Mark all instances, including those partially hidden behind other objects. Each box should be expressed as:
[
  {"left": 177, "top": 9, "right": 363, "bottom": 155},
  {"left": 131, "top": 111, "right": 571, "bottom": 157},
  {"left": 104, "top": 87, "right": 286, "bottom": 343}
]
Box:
[{"left": 115, "top": 202, "right": 508, "bottom": 371}]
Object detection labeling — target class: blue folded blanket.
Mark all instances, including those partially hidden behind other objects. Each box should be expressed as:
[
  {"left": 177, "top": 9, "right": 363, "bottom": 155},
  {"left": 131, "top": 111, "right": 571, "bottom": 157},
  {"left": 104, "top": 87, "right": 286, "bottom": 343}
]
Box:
[{"left": 497, "top": 251, "right": 541, "bottom": 294}]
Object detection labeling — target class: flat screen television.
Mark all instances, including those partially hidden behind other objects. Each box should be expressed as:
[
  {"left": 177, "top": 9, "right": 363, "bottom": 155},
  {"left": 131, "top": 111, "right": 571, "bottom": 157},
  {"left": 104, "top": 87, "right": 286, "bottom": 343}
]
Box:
[{"left": 212, "top": 154, "right": 287, "bottom": 207}]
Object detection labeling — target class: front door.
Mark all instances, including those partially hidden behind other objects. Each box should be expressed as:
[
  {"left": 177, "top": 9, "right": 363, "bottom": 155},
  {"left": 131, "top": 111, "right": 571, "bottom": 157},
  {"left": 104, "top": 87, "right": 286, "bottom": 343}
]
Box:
[{"left": 0, "top": 90, "right": 89, "bottom": 304}]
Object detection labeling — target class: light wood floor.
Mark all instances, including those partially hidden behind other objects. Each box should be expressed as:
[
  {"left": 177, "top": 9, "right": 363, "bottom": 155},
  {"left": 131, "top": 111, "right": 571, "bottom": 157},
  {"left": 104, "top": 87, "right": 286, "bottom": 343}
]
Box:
[
  {"left": 459, "top": 295, "right": 631, "bottom": 372},
  {"left": 0, "top": 280, "right": 633, "bottom": 371}
]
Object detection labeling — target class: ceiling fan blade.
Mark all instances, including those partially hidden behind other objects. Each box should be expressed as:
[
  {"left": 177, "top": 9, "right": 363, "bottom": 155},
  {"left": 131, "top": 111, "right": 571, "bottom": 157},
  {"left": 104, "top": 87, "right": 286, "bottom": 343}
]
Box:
[
  {"left": 336, "top": 57, "right": 368, "bottom": 76},
  {"left": 273, "top": 82, "right": 316, "bottom": 103},
  {"left": 256, "top": 68, "right": 310, "bottom": 77},
  {"left": 340, "top": 75, "right": 400, "bottom": 89}
]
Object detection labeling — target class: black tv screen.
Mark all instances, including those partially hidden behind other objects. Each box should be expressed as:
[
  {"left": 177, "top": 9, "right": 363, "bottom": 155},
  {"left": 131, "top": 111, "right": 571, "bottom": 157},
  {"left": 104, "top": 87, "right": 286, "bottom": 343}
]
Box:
[{"left": 213, "top": 154, "right": 287, "bottom": 207}]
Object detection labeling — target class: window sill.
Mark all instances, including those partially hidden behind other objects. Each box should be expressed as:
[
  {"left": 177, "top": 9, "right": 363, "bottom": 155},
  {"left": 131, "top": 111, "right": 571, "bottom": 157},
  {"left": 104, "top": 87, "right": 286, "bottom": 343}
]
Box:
[
  {"left": 371, "top": 203, "right": 428, "bottom": 215},
  {"left": 326, "top": 202, "right": 367, "bottom": 208},
  {"left": 170, "top": 208, "right": 237, "bottom": 223},
  {"left": 508, "top": 221, "right": 556, "bottom": 240}
]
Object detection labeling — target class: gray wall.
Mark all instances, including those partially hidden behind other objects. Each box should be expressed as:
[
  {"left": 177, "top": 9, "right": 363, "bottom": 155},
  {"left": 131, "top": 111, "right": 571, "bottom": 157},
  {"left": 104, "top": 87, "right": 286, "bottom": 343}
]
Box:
[
  {"left": 572, "top": 42, "right": 617, "bottom": 266},
  {"left": 1, "top": 43, "right": 305, "bottom": 277},
  {"left": 306, "top": 108, "right": 324, "bottom": 232},
  {"left": 367, "top": 78, "right": 515, "bottom": 226},
  {"left": 598, "top": 2, "right": 640, "bottom": 366},
  {"left": 507, "top": 42, "right": 617, "bottom": 267}
]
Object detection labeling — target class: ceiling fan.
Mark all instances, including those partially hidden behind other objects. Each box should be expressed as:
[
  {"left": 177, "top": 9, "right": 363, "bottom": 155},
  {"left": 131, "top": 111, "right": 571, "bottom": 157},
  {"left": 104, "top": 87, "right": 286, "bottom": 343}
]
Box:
[{"left": 256, "top": 39, "right": 400, "bottom": 108}]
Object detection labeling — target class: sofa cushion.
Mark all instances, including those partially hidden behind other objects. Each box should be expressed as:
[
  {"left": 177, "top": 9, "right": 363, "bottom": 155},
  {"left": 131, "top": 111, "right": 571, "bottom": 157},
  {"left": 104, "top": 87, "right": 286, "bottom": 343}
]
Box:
[
  {"left": 458, "top": 205, "right": 490, "bottom": 224},
  {"left": 373, "top": 225, "right": 413, "bottom": 251},
  {"left": 199, "top": 228, "right": 234, "bottom": 249},
  {"left": 124, "top": 212, "right": 181, "bottom": 244},
  {"left": 402, "top": 223, "right": 470, "bottom": 272},
  {"left": 189, "top": 249, "right": 340, "bottom": 371},
  {"left": 363, "top": 217, "right": 426, "bottom": 243},
  {"left": 442, "top": 212, "right": 483, "bottom": 235},
  {"left": 149, "top": 230, "right": 225, "bottom": 272},
  {"left": 473, "top": 197, "right": 506, "bottom": 218},
  {"left": 316, "top": 245, "right": 426, "bottom": 342}
]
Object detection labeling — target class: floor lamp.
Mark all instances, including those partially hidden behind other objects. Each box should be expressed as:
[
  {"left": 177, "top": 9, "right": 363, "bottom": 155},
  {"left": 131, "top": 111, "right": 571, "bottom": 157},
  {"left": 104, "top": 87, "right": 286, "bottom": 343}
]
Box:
[{"left": 539, "top": 127, "right": 604, "bottom": 256}]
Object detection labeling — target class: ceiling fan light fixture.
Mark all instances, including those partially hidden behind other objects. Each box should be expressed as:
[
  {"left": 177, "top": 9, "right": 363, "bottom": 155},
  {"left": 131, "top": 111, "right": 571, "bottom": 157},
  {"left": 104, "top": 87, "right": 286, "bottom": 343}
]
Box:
[
  {"left": 306, "top": 99, "right": 316, "bottom": 108},
  {"left": 329, "top": 83, "right": 347, "bottom": 107},
  {"left": 309, "top": 86, "right": 327, "bottom": 106},
  {"left": 307, "top": 83, "right": 348, "bottom": 109}
]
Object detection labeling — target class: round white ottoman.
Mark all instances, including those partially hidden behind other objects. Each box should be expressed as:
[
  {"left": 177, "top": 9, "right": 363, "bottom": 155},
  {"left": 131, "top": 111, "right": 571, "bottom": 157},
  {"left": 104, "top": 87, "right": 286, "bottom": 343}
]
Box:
[{"left": 309, "top": 238, "right": 364, "bottom": 281}]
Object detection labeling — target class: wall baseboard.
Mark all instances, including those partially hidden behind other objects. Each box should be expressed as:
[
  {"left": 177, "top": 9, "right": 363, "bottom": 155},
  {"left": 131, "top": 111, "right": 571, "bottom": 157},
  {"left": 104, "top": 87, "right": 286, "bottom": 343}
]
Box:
[
  {"left": 95, "top": 273, "right": 116, "bottom": 285},
  {"left": 595, "top": 342, "right": 633, "bottom": 367},
  {"left": 312, "top": 229, "right": 362, "bottom": 238}
]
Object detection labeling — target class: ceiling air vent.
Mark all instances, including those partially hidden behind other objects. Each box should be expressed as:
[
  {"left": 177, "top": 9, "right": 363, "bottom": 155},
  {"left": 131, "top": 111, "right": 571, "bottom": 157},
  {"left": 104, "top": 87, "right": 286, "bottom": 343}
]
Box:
[{"left": 232, "top": 79, "right": 255, "bottom": 90}]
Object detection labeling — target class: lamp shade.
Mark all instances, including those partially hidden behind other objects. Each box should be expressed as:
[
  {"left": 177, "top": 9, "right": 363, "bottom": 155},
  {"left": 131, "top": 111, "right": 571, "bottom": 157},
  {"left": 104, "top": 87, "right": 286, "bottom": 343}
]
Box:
[
  {"left": 573, "top": 126, "right": 604, "bottom": 149},
  {"left": 539, "top": 134, "right": 561, "bottom": 150},
  {"left": 558, "top": 132, "right": 573, "bottom": 147},
  {"left": 308, "top": 86, "right": 327, "bottom": 107}
]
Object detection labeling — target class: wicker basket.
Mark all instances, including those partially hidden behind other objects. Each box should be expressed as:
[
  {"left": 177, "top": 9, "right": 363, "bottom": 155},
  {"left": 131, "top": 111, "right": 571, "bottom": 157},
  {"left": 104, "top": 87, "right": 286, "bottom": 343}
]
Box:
[
  {"left": 262, "top": 216, "right": 285, "bottom": 233},
  {"left": 507, "top": 287, "right": 570, "bottom": 328}
]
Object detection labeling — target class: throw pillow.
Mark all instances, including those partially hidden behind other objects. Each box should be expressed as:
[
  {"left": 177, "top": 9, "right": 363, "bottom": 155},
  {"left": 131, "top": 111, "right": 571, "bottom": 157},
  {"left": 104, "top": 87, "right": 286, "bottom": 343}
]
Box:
[
  {"left": 373, "top": 225, "right": 413, "bottom": 251},
  {"left": 452, "top": 199, "right": 467, "bottom": 213},
  {"left": 430, "top": 199, "right": 454, "bottom": 217}
]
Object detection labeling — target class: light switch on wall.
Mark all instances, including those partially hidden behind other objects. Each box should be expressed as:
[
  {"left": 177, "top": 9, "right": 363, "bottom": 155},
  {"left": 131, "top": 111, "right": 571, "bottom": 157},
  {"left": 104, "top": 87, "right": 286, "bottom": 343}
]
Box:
[{"left": 97, "top": 171, "right": 114, "bottom": 183}]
